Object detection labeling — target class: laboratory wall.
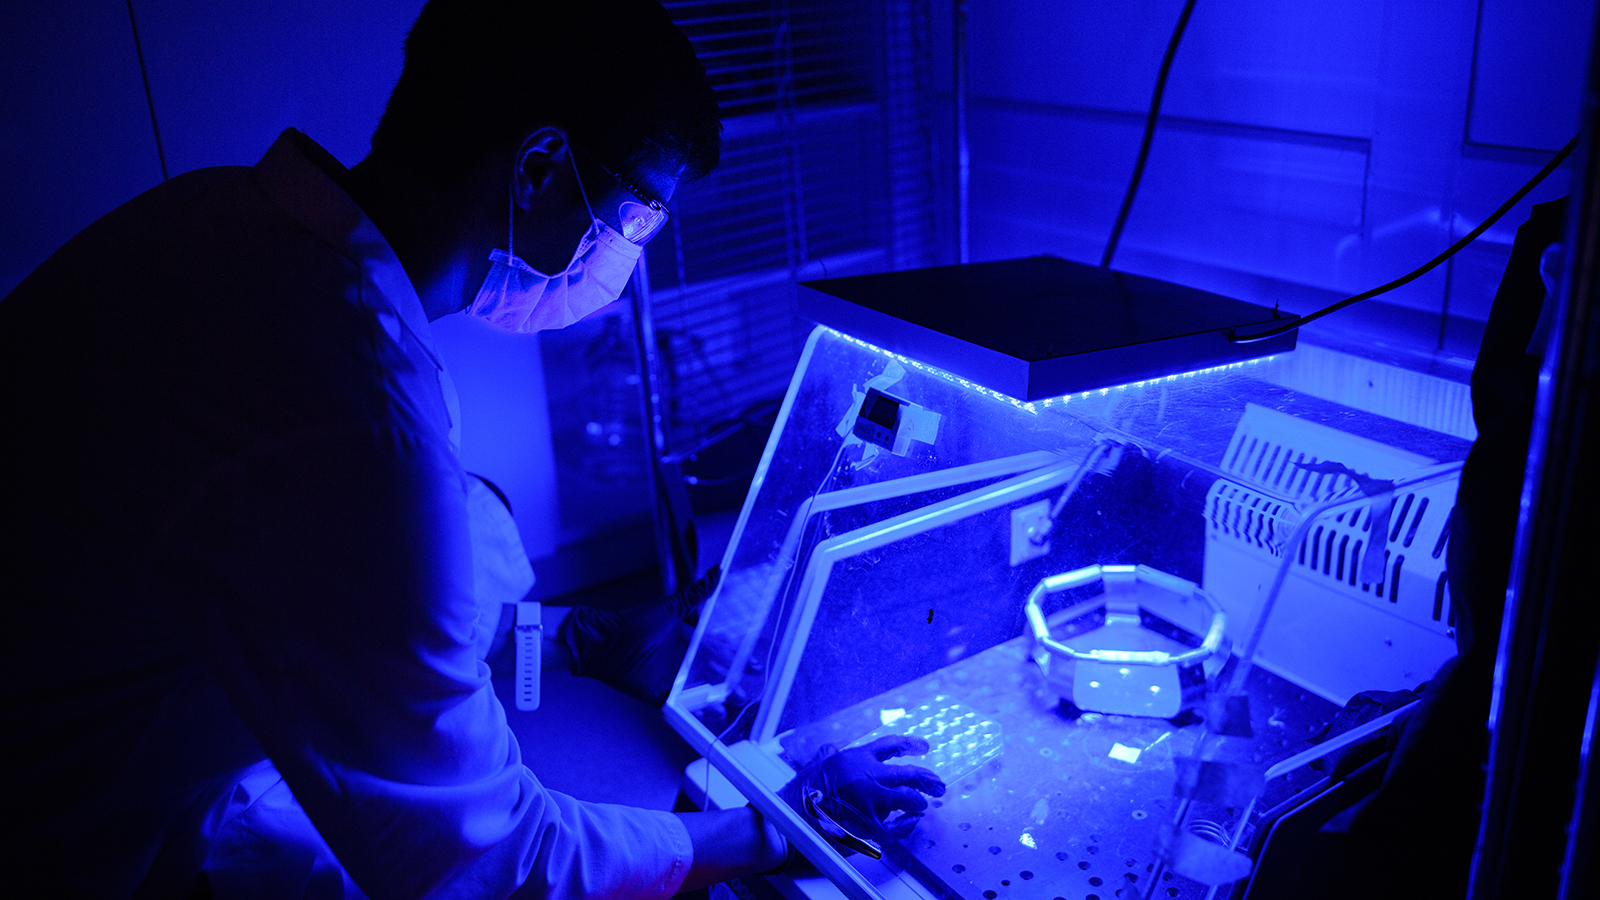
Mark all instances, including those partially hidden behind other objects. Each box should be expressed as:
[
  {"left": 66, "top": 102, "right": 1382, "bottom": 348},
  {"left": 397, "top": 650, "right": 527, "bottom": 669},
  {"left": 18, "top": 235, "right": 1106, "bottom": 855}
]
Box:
[
  {"left": 966, "top": 0, "right": 1593, "bottom": 360},
  {"left": 0, "top": 0, "right": 568, "bottom": 572}
]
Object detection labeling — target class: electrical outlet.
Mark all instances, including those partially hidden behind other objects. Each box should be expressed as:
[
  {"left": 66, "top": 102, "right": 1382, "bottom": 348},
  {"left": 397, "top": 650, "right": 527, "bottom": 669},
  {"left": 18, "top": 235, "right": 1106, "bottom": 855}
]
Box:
[{"left": 1009, "top": 500, "right": 1052, "bottom": 566}]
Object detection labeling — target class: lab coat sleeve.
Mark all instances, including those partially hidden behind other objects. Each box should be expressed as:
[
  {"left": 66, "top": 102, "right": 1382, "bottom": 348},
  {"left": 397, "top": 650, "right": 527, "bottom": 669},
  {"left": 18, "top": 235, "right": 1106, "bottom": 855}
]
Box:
[
  {"left": 151, "top": 420, "right": 691, "bottom": 900},
  {"left": 465, "top": 475, "right": 535, "bottom": 661}
]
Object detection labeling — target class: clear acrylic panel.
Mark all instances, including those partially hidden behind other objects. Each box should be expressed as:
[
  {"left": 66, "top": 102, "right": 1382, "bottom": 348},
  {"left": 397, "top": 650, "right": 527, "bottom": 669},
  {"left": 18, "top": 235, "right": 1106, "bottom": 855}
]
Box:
[{"left": 667, "top": 325, "right": 1470, "bottom": 900}]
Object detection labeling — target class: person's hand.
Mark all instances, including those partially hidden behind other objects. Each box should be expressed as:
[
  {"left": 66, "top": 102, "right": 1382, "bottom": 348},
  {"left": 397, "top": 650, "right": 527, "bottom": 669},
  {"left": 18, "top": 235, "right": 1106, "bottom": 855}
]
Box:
[
  {"left": 559, "top": 566, "right": 719, "bottom": 706},
  {"left": 780, "top": 735, "right": 946, "bottom": 850}
]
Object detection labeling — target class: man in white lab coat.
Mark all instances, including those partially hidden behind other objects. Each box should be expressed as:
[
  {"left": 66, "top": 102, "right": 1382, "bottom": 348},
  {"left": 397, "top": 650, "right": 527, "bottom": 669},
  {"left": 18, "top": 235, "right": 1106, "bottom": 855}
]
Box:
[{"left": 0, "top": 0, "right": 942, "bottom": 897}]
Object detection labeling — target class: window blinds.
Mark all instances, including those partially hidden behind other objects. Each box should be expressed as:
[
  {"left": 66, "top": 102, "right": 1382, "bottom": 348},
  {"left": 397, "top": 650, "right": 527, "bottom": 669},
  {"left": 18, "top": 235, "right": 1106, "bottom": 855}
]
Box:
[{"left": 645, "top": 0, "right": 945, "bottom": 452}]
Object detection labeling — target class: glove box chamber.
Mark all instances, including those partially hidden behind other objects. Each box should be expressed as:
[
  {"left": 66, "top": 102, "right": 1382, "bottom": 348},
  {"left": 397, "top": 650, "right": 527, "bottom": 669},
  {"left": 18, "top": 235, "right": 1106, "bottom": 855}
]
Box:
[{"left": 663, "top": 257, "right": 1471, "bottom": 900}]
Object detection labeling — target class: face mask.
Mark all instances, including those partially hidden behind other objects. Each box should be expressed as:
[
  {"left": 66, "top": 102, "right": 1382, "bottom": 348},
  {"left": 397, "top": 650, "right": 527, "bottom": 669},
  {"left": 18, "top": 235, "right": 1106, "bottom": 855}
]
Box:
[{"left": 466, "top": 153, "right": 644, "bottom": 334}]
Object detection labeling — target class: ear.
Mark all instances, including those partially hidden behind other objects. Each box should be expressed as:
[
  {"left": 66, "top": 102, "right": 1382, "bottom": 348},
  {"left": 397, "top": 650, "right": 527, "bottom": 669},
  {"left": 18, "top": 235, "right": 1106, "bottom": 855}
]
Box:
[
  {"left": 512, "top": 126, "right": 571, "bottom": 212},
  {"left": 1539, "top": 242, "right": 1565, "bottom": 298}
]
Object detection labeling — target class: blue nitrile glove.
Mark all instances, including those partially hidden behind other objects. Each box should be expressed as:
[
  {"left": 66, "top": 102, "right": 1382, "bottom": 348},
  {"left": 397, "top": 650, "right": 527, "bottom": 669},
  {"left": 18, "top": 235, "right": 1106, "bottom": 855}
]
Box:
[
  {"left": 780, "top": 735, "right": 947, "bottom": 854},
  {"left": 559, "top": 566, "right": 720, "bottom": 706}
]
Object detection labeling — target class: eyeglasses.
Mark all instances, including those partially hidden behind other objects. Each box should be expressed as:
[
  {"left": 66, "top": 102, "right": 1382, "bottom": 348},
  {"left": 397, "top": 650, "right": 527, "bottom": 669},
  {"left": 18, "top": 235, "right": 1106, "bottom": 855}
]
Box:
[{"left": 576, "top": 147, "right": 671, "bottom": 246}]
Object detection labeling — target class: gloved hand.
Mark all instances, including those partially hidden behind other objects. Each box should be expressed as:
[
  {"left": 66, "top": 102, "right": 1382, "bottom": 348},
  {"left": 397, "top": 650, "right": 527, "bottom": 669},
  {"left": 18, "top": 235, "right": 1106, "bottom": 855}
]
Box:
[
  {"left": 779, "top": 735, "right": 947, "bottom": 852},
  {"left": 559, "top": 566, "right": 720, "bottom": 706}
]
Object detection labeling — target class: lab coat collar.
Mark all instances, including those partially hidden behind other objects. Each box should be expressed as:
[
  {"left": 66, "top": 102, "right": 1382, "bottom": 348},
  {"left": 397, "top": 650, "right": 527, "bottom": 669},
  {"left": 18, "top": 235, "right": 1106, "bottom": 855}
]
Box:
[{"left": 252, "top": 128, "right": 443, "bottom": 372}]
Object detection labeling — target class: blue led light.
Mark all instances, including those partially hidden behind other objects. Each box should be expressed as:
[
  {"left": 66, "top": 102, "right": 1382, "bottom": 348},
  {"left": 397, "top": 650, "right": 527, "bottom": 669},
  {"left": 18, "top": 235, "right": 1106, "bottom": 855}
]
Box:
[{"left": 823, "top": 326, "right": 1276, "bottom": 412}]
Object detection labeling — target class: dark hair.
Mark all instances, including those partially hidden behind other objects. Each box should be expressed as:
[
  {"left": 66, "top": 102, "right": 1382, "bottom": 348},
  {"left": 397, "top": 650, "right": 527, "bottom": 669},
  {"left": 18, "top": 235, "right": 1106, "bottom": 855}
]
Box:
[{"left": 372, "top": 0, "right": 721, "bottom": 184}]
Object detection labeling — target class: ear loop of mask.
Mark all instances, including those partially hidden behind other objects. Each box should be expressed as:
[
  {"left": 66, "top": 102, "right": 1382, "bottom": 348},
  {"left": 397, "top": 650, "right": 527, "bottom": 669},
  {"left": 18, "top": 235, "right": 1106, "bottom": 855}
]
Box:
[
  {"left": 506, "top": 163, "right": 516, "bottom": 263},
  {"left": 507, "top": 140, "right": 602, "bottom": 271},
  {"left": 569, "top": 147, "right": 599, "bottom": 226}
]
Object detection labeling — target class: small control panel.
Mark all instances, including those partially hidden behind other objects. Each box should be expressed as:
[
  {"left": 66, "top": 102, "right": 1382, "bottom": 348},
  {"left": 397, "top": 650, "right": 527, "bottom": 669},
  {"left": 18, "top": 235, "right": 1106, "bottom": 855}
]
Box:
[{"left": 852, "top": 387, "right": 906, "bottom": 449}]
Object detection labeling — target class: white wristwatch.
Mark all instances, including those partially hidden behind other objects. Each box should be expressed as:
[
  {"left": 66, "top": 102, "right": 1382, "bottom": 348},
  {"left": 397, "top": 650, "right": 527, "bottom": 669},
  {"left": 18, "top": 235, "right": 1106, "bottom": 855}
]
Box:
[{"left": 514, "top": 600, "right": 542, "bottom": 711}]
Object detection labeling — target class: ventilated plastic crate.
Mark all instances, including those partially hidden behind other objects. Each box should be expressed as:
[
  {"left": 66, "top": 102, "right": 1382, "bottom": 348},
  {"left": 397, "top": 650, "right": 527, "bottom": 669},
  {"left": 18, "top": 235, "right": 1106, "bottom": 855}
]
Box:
[{"left": 1202, "top": 404, "right": 1458, "bottom": 703}]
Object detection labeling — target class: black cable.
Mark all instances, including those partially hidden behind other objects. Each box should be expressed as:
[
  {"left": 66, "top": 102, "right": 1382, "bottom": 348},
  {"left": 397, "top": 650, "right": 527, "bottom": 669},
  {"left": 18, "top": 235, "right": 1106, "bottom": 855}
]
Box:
[
  {"left": 126, "top": 0, "right": 170, "bottom": 182},
  {"left": 1100, "top": 0, "right": 1198, "bottom": 270},
  {"left": 1230, "top": 134, "right": 1579, "bottom": 344}
]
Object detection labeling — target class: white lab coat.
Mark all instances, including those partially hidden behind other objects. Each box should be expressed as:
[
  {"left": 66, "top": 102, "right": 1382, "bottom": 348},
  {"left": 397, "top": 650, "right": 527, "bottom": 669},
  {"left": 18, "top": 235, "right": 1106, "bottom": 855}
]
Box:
[{"left": 0, "top": 130, "right": 690, "bottom": 900}]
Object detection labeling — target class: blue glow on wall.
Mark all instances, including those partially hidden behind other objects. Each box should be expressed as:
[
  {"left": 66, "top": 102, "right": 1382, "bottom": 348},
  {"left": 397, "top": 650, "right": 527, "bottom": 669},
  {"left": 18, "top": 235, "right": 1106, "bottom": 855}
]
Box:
[
  {"left": 0, "top": 1, "right": 422, "bottom": 299},
  {"left": 964, "top": 0, "right": 1592, "bottom": 359}
]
